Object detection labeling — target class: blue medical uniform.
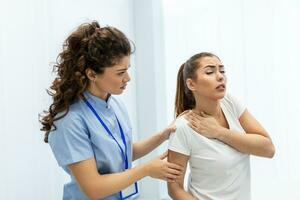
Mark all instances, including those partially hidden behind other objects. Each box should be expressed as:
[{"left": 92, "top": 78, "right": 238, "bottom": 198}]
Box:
[{"left": 49, "top": 91, "right": 133, "bottom": 200}]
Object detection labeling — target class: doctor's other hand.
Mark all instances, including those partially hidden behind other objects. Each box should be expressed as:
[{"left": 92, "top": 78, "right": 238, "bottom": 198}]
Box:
[
  {"left": 145, "top": 151, "right": 183, "bottom": 182},
  {"left": 160, "top": 122, "right": 177, "bottom": 141},
  {"left": 160, "top": 110, "right": 192, "bottom": 141}
]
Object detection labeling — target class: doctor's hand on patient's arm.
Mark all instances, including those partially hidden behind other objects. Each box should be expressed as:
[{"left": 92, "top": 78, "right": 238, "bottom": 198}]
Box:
[{"left": 145, "top": 151, "right": 183, "bottom": 182}]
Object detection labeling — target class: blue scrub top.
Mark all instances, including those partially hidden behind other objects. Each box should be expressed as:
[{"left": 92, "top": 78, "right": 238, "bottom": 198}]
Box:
[{"left": 49, "top": 91, "right": 133, "bottom": 200}]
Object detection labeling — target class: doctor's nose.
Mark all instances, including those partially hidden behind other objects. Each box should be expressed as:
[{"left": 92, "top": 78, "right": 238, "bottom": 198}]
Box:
[{"left": 124, "top": 72, "right": 131, "bottom": 82}]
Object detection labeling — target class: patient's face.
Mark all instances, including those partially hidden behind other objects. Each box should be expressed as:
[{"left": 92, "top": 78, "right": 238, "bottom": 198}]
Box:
[{"left": 192, "top": 56, "right": 227, "bottom": 100}]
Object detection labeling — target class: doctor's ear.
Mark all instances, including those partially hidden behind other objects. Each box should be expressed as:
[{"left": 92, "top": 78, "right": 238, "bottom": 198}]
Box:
[
  {"left": 186, "top": 78, "right": 196, "bottom": 92},
  {"left": 85, "top": 68, "right": 97, "bottom": 81}
]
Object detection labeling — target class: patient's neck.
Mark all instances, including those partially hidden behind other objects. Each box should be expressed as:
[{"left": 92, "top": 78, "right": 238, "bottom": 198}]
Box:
[{"left": 193, "top": 95, "right": 221, "bottom": 117}]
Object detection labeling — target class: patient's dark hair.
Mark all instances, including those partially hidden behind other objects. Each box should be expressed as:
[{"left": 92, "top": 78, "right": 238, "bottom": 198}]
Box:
[{"left": 175, "top": 52, "right": 220, "bottom": 117}]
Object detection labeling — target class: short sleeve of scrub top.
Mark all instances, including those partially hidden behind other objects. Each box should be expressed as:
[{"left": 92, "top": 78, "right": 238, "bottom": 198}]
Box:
[{"left": 49, "top": 110, "right": 94, "bottom": 167}]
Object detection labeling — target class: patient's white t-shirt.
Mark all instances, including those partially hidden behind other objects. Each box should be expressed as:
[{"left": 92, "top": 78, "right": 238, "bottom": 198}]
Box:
[{"left": 168, "top": 94, "right": 251, "bottom": 200}]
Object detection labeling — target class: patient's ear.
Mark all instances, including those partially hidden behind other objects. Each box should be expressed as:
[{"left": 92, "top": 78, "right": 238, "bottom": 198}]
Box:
[{"left": 186, "top": 78, "right": 196, "bottom": 92}]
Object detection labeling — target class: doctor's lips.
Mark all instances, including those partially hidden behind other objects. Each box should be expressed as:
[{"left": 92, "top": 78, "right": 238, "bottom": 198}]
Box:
[
  {"left": 216, "top": 83, "right": 226, "bottom": 90},
  {"left": 120, "top": 84, "right": 127, "bottom": 89}
]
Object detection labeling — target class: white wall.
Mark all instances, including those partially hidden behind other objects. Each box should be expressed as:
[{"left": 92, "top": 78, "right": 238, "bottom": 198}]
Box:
[
  {"left": 0, "top": 0, "right": 136, "bottom": 199},
  {"left": 132, "top": 0, "right": 170, "bottom": 199},
  {"left": 161, "top": 0, "right": 300, "bottom": 199}
]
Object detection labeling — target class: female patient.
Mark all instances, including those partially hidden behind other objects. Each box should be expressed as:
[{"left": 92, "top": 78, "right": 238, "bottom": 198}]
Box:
[{"left": 168, "top": 52, "right": 275, "bottom": 200}]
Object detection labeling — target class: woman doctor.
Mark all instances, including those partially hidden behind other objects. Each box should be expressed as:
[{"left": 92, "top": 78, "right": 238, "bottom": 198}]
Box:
[
  {"left": 40, "top": 21, "right": 183, "bottom": 200},
  {"left": 167, "top": 52, "right": 275, "bottom": 200}
]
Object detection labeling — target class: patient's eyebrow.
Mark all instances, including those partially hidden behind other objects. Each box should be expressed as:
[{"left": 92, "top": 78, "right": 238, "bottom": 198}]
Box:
[{"left": 204, "top": 64, "right": 224, "bottom": 69}]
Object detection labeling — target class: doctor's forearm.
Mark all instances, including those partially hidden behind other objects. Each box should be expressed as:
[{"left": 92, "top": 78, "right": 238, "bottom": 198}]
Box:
[
  {"left": 75, "top": 163, "right": 149, "bottom": 200},
  {"left": 132, "top": 131, "right": 165, "bottom": 161},
  {"left": 217, "top": 128, "right": 275, "bottom": 158}
]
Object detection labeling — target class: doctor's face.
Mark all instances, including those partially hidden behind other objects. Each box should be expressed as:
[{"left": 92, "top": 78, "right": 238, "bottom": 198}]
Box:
[
  {"left": 189, "top": 56, "right": 226, "bottom": 100},
  {"left": 94, "top": 55, "right": 131, "bottom": 95}
]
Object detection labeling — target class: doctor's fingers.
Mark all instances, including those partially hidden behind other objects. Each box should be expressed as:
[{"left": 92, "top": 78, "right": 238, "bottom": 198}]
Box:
[
  {"left": 158, "top": 151, "right": 168, "bottom": 160},
  {"left": 164, "top": 173, "right": 180, "bottom": 182},
  {"left": 166, "top": 162, "right": 184, "bottom": 171},
  {"left": 164, "top": 178, "right": 176, "bottom": 183},
  {"left": 165, "top": 167, "right": 183, "bottom": 176}
]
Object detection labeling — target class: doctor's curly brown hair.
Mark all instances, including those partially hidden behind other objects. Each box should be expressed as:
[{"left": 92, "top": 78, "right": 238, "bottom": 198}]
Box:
[{"left": 40, "top": 21, "right": 133, "bottom": 143}]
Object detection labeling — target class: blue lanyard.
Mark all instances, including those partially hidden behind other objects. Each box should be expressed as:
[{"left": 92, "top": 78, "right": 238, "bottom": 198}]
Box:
[{"left": 83, "top": 98, "right": 128, "bottom": 170}]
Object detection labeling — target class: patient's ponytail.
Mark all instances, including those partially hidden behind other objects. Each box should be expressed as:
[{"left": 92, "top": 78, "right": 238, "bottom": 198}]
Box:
[
  {"left": 174, "top": 52, "right": 220, "bottom": 117},
  {"left": 174, "top": 63, "right": 195, "bottom": 117}
]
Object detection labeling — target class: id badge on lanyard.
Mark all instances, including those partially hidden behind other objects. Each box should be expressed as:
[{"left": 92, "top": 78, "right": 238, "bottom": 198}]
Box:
[
  {"left": 84, "top": 98, "right": 139, "bottom": 199},
  {"left": 119, "top": 182, "right": 138, "bottom": 199}
]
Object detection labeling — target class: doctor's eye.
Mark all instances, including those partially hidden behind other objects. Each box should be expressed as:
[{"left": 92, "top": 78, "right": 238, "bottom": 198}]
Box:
[{"left": 117, "top": 71, "right": 126, "bottom": 76}]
